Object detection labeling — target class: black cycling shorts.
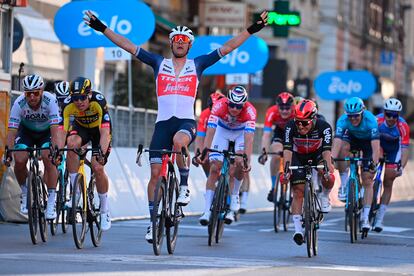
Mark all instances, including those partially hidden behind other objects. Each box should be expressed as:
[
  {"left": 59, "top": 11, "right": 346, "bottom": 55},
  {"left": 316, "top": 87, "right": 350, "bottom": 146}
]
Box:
[
  {"left": 271, "top": 125, "right": 285, "bottom": 144},
  {"left": 342, "top": 131, "right": 374, "bottom": 172},
  {"left": 290, "top": 152, "right": 323, "bottom": 185}
]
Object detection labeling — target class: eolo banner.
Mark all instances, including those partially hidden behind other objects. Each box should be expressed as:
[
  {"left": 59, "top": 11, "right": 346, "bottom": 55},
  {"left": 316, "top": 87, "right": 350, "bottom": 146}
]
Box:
[{"left": 54, "top": 0, "right": 155, "bottom": 48}]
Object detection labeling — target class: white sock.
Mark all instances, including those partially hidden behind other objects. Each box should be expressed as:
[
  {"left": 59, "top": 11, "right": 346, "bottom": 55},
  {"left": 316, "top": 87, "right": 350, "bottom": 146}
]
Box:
[
  {"left": 377, "top": 204, "right": 387, "bottom": 222},
  {"left": 204, "top": 190, "right": 214, "bottom": 213},
  {"left": 232, "top": 178, "right": 242, "bottom": 195},
  {"left": 99, "top": 193, "right": 109, "bottom": 213},
  {"left": 47, "top": 189, "right": 56, "bottom": 205},
  {"left": 20, "top": 184, "right": 27, "bottom": 196},
  {"left": 70, "top": 173, "right": 77, "bottom": 187},
  {"left": 240, "top": 192, "right": 248, "bottom": 205},
  {"left": 362, "top": 205, "right": 371, "bottom": 221},
  {"left": 293, "top": 214, "right": 302, "bottom": 233},
  {"left": 339, "top": 170, "right": 349, "bottom": 188}
]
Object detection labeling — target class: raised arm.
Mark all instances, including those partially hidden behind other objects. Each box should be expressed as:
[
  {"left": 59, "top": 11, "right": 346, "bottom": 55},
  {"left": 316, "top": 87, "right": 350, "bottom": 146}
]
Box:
[
  {"left": 219, "top": 11, "right": 268, "bottom": 56},
  {"left": 84, "top": 11, "right": 138, "bottom": 55}
]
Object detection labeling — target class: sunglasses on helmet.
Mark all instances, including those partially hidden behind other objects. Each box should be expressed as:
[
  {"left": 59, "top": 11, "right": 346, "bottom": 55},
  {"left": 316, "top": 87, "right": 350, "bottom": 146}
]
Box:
[
  {"left": 72, "top": 94, "right": 88, "bottom": 102},
  {"left": 25, "top": 91, "right": 41, "bottom": 97},
  {"left": 228, "top": 102, "right": 244, "bottom": 110},
  {"left": 171, "top": 34, "right": 191, "bottom": 43},
  {"left": 384, "top": 111, "right": 399, "bottom": 119},
  {"left": 294, "top": 119, "right": 312, "bottom": 127}
]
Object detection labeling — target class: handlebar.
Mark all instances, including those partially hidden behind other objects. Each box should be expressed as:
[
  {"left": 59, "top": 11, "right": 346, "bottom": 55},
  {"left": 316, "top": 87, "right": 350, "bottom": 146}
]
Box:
[
  {"left": 136, "top": 144, "right": 188, "bottom": 167},
  {"left": 201, "top": 147, "right": 248, "bottom": 169}
]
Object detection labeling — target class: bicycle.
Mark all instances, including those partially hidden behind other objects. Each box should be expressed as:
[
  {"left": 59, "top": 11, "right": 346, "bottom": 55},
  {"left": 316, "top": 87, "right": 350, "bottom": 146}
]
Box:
[
  {"left": 334, "top": 151, "right": 371, "bottom": 243},
  {"left": 4, "top": 146, "right": 50, "bottom": 245},
  {"left": 50, "top": 153, "right": 70, "bottom": 235},
  {"left": 287, "top": 160, "right": 327, "bottom": 258},
  {"left": 200, "top": 141, "right": 247, "bottom": 246},
  {"left": 259, "top": 149, "right": 292, "bottom": 233},
  {"left": 56, "top": 147, "right": 102, "bottom": 249},
  {"left": 369, "top": 157, "right": 400, "bottom": 232},
  {"left": 136, "top": 144, "right": 186, "bottom": 256}
]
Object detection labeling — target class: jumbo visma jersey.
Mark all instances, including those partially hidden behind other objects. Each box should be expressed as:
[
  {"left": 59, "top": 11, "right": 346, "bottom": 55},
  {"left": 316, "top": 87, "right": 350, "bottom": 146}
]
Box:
[{"left": 61, "top": 91, "right": 111, "bottom": 131}]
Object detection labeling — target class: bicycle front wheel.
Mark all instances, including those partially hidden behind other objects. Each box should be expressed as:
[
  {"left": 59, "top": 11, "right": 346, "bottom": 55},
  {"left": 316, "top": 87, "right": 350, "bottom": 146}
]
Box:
[
  {"left": 72, "top": 173, "right": 87, "bottom": 249},
  {"left": 348, "top": 179, "right": 357, "bottom": 243},
  {"left": 38, "top": 177, "right": 48, "bottom": 243},
  {"left": 216, "top": 180, "right": 228, "bottom": 244},
  {"left": 273, "top": 176, "right": 281, "bottom": 233},
  {"left": 166, "top": 175, "right": 180, "bottom": 254},
  {"left": 304, "top": 182, "right": 313, "bottom": 258},
  {"left": 152, "top": 178, "right": 166, "bottom": 256},
  {"left": 208, "top": 175, "right": 225, "bottom": 246},
  {"left": 27, "top": 172, "right": 38, "bottom": 244},
  {"left": 369, "top": 178, "right": 381, "bottom": 225},
  {"left": 88, "top": 176, "right": 102, "bottom": 247}
]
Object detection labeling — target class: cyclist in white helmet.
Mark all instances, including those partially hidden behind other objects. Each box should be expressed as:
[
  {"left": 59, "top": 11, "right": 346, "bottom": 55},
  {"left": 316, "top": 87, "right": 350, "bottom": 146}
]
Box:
[
  {"left": 374, "top": 98, "right": 410, "bottom": 232},
  {"left": 196, "top": 86, "right": 256, "bottom": 225},
  {"left": 84, "top": 9, "right": 268, "bottom": 242},
  {"left": 3, "top": 74, "right": 63, "bottom": 219}
]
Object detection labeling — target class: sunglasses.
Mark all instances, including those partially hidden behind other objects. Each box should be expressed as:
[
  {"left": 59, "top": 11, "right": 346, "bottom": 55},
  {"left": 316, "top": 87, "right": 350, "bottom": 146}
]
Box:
[
  {"left": 295, "top": 120, "right": 312, "bottom": 127},
  {"left": 347, "top": 113, "right": 361, "bottom": 119},
  {"left": 279, "top": 106, "right": 291, "bottom": 111},
  {"left": 385, "top": 112, "right": 399, "bottom": 119},
  {"left": 72, "top": 94, "right": 88, "bottom": 102},
  {"left": 228, "top": 102, "right": 244, "bottom": 110},
  {"left": 25, "top": 91, "right": 40, "bottom": 97},
  {"left": 171, "top": 34, "right": 191, "bottom": 43}
]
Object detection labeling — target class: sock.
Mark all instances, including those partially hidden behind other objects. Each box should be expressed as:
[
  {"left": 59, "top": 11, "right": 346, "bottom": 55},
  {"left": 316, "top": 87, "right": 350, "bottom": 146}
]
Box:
[
  {"left": 47, "top": 189, "right": 56, "bottom": 206},
  {"left": 99, "top": 193, "right": 109, "bottom": 213},
  {"left": 179, "top": 168, "right": 189, "bottom": 187},
  {"left": 293, "top": 214, "right": 302, "bottom": 233},
  {"left": 339, "top": 170, "right": 349, "bottom": 188},
  {"left": 232, "top": 178, "right": 242, "bottom": 195},
  {"left": 362, "top": 205, "right": 371, "bottom": 221},
  {"left": 70, "top": 173, "right": 77, "bottom": 187},
  {"left": 204, "top": 190, "right": 215, "bottom": 213},
  {"left": 148, "top": 201, "right": 154, "bottom": 220},
  {"left": 20, "top": 184, "right": 27, "bottom": 197},
  {"left": 271, "top": 175, "right": 277, "bottom": 189},
  {"left": 377, "top": 204, "right": 387, "bottom": 222},
  {"left": 240, "top": 191, "right": 248, "bottom": 205}
]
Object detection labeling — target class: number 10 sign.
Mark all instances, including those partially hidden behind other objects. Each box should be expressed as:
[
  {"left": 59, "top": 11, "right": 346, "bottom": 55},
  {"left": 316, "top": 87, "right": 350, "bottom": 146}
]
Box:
[{"left": 104, "top": 47, "right": 131, "bottom": 61}]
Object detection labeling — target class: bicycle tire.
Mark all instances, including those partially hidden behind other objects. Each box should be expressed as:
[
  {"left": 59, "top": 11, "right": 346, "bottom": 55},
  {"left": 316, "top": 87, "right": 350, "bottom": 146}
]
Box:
[
  {"left": 166, "top": 174, "right": 180, "bottom": 254},
  {"left": 283, "top": 185, "right": 292, "bottom": 232},
  {"left": 27, "top": 171, "right": 38, "bottom": 244},
  {"left": 50, "top": 172, "right": 63, "bottom": 236},
  {"left": 369, "top": 178, "right": 381, "bottom": 225},
  {"left": 61, "top": 170, "right": 69, "bottom": 234},
  {"left": 348, "top": 179, "right": 356, "bottom": 243},
  {"left": 38, "top": 177, "right": 48, "bottom": 243},
  {"left": 216, "top": 180, "right": 228, "bottom": 244},
  {"left": 152, "top": 178, "right": 166, "bottom": 255},
  {"left": 273, "top": 176, "right": 281, "bottom": 233},
  {"left": 208, "top": 175, "right": 225, "bottom": 246},
  {"left": 304, "top": 181, "right": 313, "bottom": 258},
  {"left": 89, "top": 176, "right": 102, "bottom": 247},
  {"left": 72, "top": 173, "right": 87, "bottom": 249},
  {"left": 312, "top": 191, "right": 319, "bottom": 256}
]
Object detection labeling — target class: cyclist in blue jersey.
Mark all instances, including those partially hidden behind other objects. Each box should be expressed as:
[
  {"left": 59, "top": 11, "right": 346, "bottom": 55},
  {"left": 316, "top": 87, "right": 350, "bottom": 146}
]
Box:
[
  {"left": 375, "top": 98, "right": 410, "bottom": 232},
  {"left": 331, "top": 97, "right": 380, "bottom": 231},
  {"left": 84, "top": 10, "right": 269, "bottom": 242}
]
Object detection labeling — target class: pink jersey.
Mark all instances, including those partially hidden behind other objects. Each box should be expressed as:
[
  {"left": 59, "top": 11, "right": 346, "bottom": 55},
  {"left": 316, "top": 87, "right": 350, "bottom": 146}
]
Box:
[{"left": 207, "top": 98, "right": 256, "bottom": 133}]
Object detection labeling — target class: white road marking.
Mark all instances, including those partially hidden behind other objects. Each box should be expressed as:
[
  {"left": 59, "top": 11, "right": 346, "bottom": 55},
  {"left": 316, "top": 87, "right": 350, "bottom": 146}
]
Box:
[{"left": 319, "top": 229, "right": 414, "bottom": 239}]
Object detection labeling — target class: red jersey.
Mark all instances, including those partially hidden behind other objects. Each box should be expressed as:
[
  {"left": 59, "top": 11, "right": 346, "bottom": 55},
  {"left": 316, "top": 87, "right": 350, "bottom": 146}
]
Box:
[
  {"left": 197, "top": 108, "right": 211, "bottom": 137},
  {"left": 263, "top": 105, "right": 295, "bottom": 132}
]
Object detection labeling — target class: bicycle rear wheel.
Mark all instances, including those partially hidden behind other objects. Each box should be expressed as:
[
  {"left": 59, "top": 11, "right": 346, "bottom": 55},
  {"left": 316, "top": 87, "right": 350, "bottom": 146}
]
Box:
[
  {"left": 72, "top": 173, "right": 87, "bottom": 249},
  {"left": 27, "top": 172, "right": 38, "bottom": 244},
  {"left": 166, "top": 174, "right": 180, "bottom": 254},
  {"left": 304, "top": 181, "right": 313, "bottom": 258},
  {"left": 38, "top": 177, "right": 48, "bottom": 243},
  {"left": 89, "top": 176, "right": 102, "bottom": 247},
  {"left": 348, "top": 179, "right": 357, "bottom": 243},
  {"left": 216, "top": 180, "right": 228, "bottom": 244},
  {"left": 273, "top": 177, "right": 281, "bottom": 233},
  {"left": 152, "top": 178, "right": 166, "bottom": 255}
]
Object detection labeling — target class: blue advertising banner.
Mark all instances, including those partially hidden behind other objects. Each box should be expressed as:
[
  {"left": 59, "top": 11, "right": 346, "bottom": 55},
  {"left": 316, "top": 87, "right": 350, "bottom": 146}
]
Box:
[
  {"left": 188, "top": 35, "right": 269, "bottom": 75},
  {"left": 314, "top": 70, "right": 377, "bottom": 100},
  {"left": 54, "top": 0, "right": 155, "bottom": 48}
]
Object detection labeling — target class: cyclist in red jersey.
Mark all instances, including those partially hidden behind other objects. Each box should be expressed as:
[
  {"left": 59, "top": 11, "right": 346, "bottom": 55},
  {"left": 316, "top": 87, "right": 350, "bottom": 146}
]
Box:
[
  {"left": 259, "top": 92, "right": 295, "bottom": 201},
  {"left": 195, "top": 91, "right": 225, "bottom": 176}
]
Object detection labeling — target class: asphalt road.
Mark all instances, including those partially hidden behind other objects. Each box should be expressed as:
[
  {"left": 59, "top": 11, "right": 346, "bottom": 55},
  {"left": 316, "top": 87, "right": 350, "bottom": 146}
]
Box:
[{"left": 0, "top": 200, "right": 413, "bottom": 275}]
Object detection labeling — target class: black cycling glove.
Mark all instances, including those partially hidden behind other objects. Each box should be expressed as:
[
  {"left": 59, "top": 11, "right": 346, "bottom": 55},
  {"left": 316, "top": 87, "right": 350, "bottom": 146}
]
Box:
[
  {"left": 247, "top": 17, "right": 267, "bottom": 34},
  {"left": 88, "top": 15, "right": 107, "bottom": 33}
]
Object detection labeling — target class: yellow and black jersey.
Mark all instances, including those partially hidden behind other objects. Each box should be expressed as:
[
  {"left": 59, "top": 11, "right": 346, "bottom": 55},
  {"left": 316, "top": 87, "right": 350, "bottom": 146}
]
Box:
[{"left": 61, "top": 91, "right": 111, "bottom": 131}]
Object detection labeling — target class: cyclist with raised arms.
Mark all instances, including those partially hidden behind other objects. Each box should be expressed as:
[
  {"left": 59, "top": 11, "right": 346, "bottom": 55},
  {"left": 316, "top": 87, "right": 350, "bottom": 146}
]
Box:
[
  {"left": 259, "top": 92, "right": 295, "bottom": 201},
  {"left": 374, "top": 98, "right": 410, "bottom": 232},
  {"left": 331, "top": 97, "right": 380, "bottom": 231},
  {"left": 4, "top": 74, "right": 62, "bottom": 220},
  {"left": 281, "top": 100, "right": 334, "bottom": 245},
  {"left": 84, "top": 10, "right": 268, "bottom": 242},
  {"left": 60, "top": 77, "right": 112, "bottom": 231},
  {"left": 197, "top": 86, "right": 256, "bottom": 225},
  {"left": 195, "top": 91, "right": 225, "bottom": 176}
]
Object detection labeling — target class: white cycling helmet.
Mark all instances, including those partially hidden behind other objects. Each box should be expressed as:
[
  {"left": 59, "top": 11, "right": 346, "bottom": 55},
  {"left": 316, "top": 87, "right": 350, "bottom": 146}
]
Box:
[
  {"left": 22, "top": 74, "right": 44, "bottom": 91},
  {"left": 169, "top": 26, "right": 194, "bottom": 43},
  {"left": 383, "top": 98, "right": 402, "bottom": 112},
  {"left": 54, "top": 81, "right": 70, "bottom": 100},
  {"left": 227, "top": 85, "right": 248, "bottom": 104}
]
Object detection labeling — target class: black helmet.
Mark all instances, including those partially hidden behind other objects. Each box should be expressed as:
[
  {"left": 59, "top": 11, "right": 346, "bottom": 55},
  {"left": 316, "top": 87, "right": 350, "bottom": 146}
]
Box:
[{"left": 70, "top": 77, "right": 92, "bottom": 95}]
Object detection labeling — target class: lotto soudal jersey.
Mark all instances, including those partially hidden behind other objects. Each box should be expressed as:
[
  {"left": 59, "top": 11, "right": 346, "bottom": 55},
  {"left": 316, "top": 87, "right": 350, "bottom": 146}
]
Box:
[
  {"left": 284, "top": 119, "right": 333, "bottom": 154},
  {"left": 207, "top": 98, "right": 257, "bottom": 133},
  {"left": 135, "top": 47, "right": 223, "bottom": 122},
  {"left": 8, "top": 91, "right": 60, "bottom": 132}
]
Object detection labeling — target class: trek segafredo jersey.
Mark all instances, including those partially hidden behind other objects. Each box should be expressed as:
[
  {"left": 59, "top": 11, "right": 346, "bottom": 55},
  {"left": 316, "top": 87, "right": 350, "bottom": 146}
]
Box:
[
  {"left": 8, "top": 91, "right": 60, "bottom": 132},
  {"left": 135, "top": 47, "right": 223, "bottom": 122}
]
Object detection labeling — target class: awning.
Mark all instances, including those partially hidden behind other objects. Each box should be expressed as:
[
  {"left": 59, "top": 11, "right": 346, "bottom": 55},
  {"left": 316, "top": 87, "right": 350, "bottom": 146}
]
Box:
[{"left": 155, "top": 14, "right": 176, "bottom": 30}]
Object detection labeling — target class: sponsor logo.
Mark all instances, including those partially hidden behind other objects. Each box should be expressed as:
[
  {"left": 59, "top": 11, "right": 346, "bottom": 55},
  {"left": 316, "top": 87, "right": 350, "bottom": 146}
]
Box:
[
  {"left": 96, "top": 93, "right": 104, "bottom": 101},
  {"left": 157, "top": 74, "right": 197, "bottom": 97},
  {"left": 323, "top": 128, "right": 332, "bottom": 144},
  {"left": 285, "top": 127, "right": 291, "bottom": 143},
  {"left": 25, "top": 113, "right": 48, "bottom": 121},
  {"left": 103, "top": 114, "right": 110, "bottom": 121}
]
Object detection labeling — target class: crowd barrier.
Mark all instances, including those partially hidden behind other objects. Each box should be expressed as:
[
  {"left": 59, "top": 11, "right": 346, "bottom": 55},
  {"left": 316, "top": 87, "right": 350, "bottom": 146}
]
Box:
[{"left": 1, "top": 147, "right": 413, "bottom": 222}]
